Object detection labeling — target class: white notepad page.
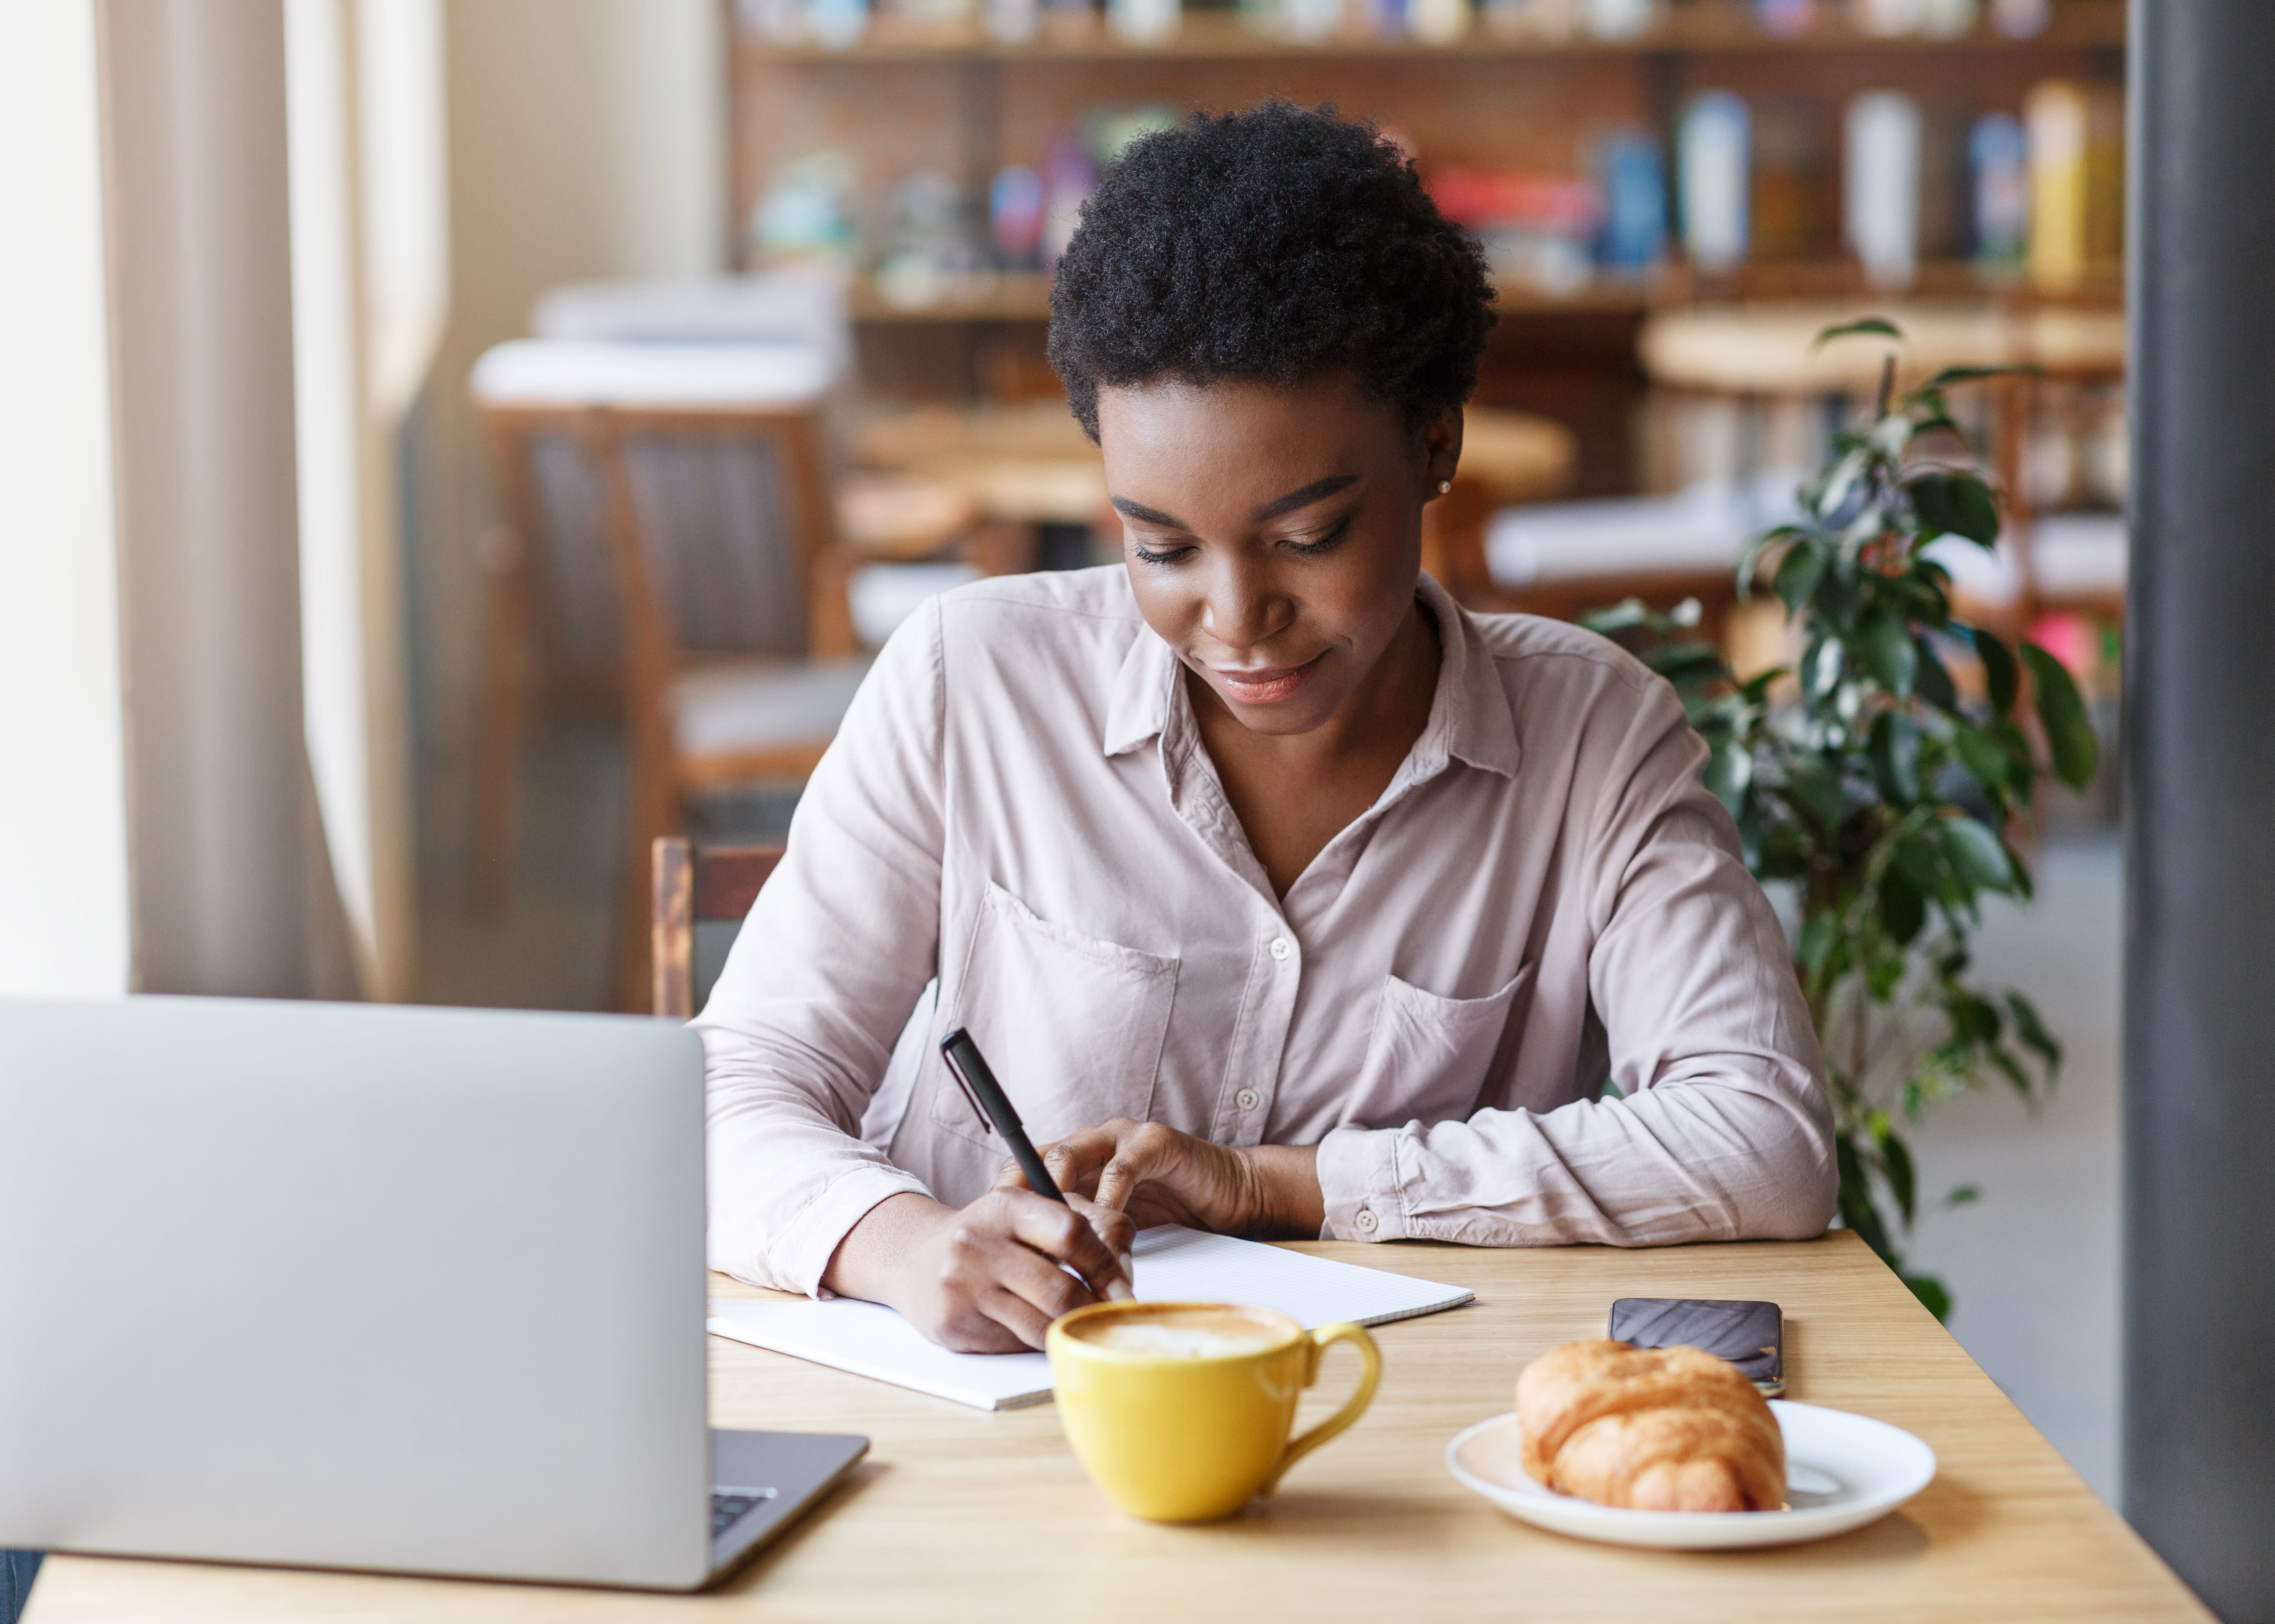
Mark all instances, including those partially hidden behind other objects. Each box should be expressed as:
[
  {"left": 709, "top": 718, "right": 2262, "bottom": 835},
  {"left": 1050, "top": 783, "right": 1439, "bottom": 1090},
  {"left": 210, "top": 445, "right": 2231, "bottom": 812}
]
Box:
[{"left": 705, "top": 1224, "right": 1473, "bottom": 1411}]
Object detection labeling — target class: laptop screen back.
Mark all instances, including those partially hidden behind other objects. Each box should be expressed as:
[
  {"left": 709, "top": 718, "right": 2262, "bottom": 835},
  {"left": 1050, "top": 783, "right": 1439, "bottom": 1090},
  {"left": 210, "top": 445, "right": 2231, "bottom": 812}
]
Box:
[{"left": 0, "top": 996, "right": 712, "bottom": 1588}]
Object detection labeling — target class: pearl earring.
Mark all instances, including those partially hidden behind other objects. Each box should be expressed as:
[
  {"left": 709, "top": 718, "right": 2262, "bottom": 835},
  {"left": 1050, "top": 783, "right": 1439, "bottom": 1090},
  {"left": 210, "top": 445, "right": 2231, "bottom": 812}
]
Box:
[{"left": 1438, "top": 480, "right": 1452, "bottom": 494}]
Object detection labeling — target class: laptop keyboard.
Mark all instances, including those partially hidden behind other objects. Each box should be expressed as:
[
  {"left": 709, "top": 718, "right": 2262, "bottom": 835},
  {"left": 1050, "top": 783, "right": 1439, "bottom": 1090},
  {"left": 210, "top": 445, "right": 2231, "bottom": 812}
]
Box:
[{"left": 711, "top": 1487, "right": 779, "bottom": 1537}]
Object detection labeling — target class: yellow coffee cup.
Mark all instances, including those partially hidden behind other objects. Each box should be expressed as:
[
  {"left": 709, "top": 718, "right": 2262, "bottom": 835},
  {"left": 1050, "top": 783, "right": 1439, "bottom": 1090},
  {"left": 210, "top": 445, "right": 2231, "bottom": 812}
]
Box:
[{"left": 1046, "top": 1300, "right": 1382, "bottom": 1522}]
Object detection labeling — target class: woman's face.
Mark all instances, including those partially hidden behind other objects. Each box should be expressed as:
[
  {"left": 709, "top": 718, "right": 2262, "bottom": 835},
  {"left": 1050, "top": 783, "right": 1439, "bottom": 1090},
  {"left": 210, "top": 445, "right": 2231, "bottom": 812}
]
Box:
[{"left": 1097, "top": 374, "right": 1461, "bottom": 738}]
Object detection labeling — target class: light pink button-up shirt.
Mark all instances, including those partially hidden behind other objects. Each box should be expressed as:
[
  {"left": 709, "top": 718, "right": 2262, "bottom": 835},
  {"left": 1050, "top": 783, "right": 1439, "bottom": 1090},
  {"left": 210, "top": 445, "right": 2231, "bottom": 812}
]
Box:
[{"left": 697, "top": 568, "right": 1835, "bottom": 1295}]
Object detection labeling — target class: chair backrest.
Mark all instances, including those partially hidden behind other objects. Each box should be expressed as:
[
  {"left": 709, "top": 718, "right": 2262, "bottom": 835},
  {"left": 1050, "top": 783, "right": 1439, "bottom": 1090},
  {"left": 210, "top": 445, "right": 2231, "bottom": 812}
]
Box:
[
  {"left": 472, "top": 341, "right": 854, "bottom": 688},
  {"left": 650, "top": 837, "right": 784, "bottom": 1019}
]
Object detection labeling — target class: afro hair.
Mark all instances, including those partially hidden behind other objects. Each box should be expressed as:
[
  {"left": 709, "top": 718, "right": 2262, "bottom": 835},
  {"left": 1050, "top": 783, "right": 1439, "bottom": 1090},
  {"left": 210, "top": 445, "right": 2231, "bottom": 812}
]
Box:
[{"left": 1047, "top": 101, "right": 1496, "bottom": 442}]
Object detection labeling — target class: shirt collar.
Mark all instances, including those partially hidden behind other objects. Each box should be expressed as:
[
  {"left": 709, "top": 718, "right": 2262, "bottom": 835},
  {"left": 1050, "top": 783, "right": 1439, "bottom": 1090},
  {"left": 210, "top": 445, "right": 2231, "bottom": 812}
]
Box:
[{"left": 1101, "top": 572, "right": 1520, "bottom": 779}]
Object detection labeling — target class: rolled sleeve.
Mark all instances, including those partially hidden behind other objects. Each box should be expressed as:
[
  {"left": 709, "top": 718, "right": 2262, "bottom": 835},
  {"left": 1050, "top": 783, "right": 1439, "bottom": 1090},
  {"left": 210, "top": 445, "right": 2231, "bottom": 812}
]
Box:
[
  {"left": 695, "top": 601, "right": 951, "bottom": 1295},
  {"left": 1317, "top": 681, "right": 1835, "bottom": 1248}
]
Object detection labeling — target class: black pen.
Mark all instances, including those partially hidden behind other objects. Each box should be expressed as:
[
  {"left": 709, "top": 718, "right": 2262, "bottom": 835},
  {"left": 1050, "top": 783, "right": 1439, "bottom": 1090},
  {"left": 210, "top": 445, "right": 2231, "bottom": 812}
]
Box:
[{"left": 938, "top": 1026, "right": 1134, "bottom": 1299}]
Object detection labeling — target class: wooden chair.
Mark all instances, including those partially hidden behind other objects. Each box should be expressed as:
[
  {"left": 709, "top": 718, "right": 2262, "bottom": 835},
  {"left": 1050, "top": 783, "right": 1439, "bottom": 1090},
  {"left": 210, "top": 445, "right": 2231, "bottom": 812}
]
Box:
[
  {"left": 472, "top": 340, "right": 879, "bottom": 1011},
  {"left": 650, "top": 837, "right": 782, "bottom": 1020}
]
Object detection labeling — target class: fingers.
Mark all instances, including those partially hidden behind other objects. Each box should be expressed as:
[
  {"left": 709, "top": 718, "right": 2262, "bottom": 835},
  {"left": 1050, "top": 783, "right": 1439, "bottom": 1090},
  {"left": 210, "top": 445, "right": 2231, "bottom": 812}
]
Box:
[
  {"left": 1069, "top": 1193, "right": 1137, "bottom": 1296},
  {"left": 1092, "top": 1120, "right": 1176, "bottom": 1214},
  {"left": 1006, "top": 1189, "right": 1132, "bottom": 1303},
  {"left": 1035, "top": 1124, "right": 1127, "bottom": 1200}
]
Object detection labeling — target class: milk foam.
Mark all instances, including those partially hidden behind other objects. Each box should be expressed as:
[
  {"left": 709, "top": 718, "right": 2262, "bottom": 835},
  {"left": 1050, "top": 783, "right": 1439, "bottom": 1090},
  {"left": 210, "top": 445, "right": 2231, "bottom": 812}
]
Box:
[{"left": 1079, "top": 1315, "right": 1282, "bottom": 1359}]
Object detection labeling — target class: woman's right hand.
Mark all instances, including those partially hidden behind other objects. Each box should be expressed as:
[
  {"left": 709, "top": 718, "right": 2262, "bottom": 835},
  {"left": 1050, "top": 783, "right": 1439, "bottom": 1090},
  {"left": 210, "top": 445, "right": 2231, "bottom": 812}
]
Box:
[{"left": 821, "top": 1189, "right": 1136, "bottom": 1352}]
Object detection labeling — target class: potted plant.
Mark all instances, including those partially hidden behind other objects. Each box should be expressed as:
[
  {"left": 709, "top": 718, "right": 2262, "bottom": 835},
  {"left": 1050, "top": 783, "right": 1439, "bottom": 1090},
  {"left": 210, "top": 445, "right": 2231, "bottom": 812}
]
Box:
[{"left": 1587, "top": 319, "right": 2102, "bottom": 1317}]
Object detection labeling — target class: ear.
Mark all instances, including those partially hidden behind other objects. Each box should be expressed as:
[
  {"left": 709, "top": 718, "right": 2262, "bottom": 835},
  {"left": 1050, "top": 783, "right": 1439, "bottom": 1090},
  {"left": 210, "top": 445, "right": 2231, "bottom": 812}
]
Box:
[{"left": 1418, "top": 408, "right": 1464, "bottom": 498}]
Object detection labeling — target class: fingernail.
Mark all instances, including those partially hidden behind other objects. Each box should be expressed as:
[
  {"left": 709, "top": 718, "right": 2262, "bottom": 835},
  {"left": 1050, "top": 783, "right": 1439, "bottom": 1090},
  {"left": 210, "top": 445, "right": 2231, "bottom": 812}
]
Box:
[
  {"left": 1120, "top": 1252, "right": 1136, "bottom": 1281},
  {"left": 1104, "top": 1279, "right": 1136, "bottom": 1303}
]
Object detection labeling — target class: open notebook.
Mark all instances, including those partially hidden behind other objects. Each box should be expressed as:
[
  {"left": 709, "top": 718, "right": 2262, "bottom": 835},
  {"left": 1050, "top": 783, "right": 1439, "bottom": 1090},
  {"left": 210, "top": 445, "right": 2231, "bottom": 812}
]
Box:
[{"left": 706, "top": 1224, "right": 1473, "bottom": 1410}]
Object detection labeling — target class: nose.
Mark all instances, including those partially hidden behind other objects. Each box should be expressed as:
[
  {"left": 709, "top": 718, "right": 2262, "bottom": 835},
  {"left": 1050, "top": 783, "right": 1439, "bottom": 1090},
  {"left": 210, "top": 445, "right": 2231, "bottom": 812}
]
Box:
[{"left": 1196, "top": 551, "right": 1293, "bottom": 653}]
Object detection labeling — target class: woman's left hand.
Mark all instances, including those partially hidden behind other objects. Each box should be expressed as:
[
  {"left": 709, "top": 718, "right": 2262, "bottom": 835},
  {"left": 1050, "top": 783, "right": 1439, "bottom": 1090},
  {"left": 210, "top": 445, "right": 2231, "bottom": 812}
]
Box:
[{"left": 1003, "top": 1119, "right": 1325, "bottom": 1240}]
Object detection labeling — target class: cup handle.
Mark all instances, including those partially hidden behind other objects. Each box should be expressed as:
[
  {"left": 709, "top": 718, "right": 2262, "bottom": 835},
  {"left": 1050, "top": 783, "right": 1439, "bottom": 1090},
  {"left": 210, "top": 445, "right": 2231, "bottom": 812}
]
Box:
[{"left": 1260, "top": 1321, "right": 1381, "bottom": 1496}]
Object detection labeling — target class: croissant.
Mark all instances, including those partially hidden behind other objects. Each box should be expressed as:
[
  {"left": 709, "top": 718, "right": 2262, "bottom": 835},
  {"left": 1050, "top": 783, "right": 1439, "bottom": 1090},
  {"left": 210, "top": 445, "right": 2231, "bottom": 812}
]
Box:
[{"left": 1515, "top": 1338, "right": 1785, "bottom": 1513}]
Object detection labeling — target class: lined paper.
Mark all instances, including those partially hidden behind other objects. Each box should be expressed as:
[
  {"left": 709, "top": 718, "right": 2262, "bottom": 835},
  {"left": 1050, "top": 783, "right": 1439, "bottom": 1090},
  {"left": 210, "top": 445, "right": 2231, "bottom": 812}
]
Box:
[{"left": 705, "top": 1225, "right": 1473, "bottom": 1411}]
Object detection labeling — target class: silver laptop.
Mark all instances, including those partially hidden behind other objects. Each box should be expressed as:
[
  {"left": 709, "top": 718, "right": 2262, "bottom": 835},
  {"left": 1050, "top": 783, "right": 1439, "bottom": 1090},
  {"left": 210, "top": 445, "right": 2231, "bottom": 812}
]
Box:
[{"left": 0, "top": 996, "right": 866, "bottom": 1591}]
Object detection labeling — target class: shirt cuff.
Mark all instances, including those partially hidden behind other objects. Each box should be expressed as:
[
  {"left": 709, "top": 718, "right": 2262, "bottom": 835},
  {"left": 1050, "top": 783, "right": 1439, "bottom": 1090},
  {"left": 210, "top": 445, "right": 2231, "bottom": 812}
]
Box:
[
  {"left": 1315, "top": 1125, "right": 1411, "bottom": 1242},
  {"left": 769, "top": 1163, "right": 932, "bottom": 1299}
]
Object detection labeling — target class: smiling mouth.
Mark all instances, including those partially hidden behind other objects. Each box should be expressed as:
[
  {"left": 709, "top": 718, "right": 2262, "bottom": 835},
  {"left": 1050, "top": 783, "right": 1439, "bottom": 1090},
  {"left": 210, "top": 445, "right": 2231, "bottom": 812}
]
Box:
[{"left": 1208, "top": 651, "right": 1327, "bottom": 706}]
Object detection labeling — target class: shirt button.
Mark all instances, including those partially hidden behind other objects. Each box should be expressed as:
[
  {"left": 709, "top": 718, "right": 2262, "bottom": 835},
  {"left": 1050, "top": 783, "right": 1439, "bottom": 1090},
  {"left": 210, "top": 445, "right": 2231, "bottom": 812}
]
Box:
[
  {"left": 1354, "top": 1208, "right": 1379, "bottom": 1234},
  {"left": 1235, "top": 1087, "right": 1260, "bottom": 1112},
  {"left": 1269, "top": 936, "right": 1292, "bottom": 962}
]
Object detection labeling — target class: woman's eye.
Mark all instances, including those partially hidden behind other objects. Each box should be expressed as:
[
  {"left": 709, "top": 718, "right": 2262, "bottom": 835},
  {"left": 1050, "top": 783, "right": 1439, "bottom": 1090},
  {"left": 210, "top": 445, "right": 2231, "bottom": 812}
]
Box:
[
  {"left": 1130, "top": 539, "right": 1191, "bottom": 566},
  {"left": 1284, "top": 518, "right": 1353, "bottom": 557}
]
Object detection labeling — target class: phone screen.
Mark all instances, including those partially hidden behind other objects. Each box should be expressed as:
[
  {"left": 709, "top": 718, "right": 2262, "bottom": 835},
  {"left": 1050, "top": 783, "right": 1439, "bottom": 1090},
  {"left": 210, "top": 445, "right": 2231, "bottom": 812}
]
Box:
[{"left": 1608, "top": 1298, "right": 1784, "bottom": 1395}]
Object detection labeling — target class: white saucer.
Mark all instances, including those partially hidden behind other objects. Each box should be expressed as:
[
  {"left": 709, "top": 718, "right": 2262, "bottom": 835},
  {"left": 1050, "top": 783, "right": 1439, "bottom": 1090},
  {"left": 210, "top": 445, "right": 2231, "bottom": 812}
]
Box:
[{"left": 1445, "top": 1401, "right": 1936, "bottom": 1550}]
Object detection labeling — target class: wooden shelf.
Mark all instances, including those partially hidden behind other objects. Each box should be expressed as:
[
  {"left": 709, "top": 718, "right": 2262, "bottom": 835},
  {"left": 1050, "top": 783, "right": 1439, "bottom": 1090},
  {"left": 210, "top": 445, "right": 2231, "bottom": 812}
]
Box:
[
  {"left": 745, "top": 0, "right": 2122, "bottom": 65},
  {"left": 846, "top": 261, "right": 2120, "bottom": 323}
]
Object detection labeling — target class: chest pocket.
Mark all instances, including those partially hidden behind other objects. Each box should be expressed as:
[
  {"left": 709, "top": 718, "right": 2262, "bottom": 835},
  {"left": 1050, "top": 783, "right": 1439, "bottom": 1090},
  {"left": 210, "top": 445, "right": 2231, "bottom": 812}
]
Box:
[
  {"left": 1340, "top": 966, "right": 1532, "bottom": 1131},
  {"left": 929, "top": 882, "right": 1180, "bottom": 1149}
]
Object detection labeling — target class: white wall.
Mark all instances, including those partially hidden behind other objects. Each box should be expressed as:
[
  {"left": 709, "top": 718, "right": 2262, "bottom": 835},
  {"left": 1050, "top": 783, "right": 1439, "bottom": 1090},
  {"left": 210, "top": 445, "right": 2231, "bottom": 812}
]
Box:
[
  {"left": 0, "top": 0, "right": 132, "bottom": 996},
  {"left": 412, "top": 0, "right": 725, "bottom": 876}
]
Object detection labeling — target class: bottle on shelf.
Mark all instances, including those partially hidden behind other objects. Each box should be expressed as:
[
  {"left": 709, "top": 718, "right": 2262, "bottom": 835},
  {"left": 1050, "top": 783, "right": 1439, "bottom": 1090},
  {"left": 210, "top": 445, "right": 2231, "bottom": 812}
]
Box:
[
  {"left": 1107, "top": 0, "right": 1180, "bottom": 43},
  {"left": 1591, "top": 126, "right": 1668, "bottom": 275},
  {"left": 1678, "top": 92, "right": 1750, "bottom": 278},
  {"left": 805, "top": 0, "right": 871, "bottom": 48},
  {"left": 1918, "top": 0, "right": 1978, "bottom": 36},
  {"left": 2024, "top": 81, "right": 2087, "bottom": 291},
  {"left": 1968, "top": 110, "right": 2028, "bottom": 280},
  {"left": 1845, "top": 91, "right": 1923, "bottom": 291},
  {"left": 987, "top": 0, "right": 1042, "bottom": 43},
  {"left": 1752, "top": 0, "right": 1816, "bottom": 39},
  {"left": 990, "top": 166, "right": 1045, "bottom": 268},
  {"left": 1409, "top": 0, "right": 1468, "bottom": 43},
  {"left": 1849, "top": 0, "right": 1921, "bottom": 35},
  {"left": 1480, "top": 0, "right": 1578, "bottom": 39},
  {"left": 1989, "top": 0, "right": 2050, "bottom": 36},
  {"left": 1582, "top": 0, "right": 1656, "bottom": 37}
]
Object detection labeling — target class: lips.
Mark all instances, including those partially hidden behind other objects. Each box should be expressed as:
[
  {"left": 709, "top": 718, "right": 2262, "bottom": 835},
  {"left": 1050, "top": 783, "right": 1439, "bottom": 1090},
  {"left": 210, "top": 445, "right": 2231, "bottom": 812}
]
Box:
[{"left": 1208, "top": 651, "right": 1326, "bottom": 706}]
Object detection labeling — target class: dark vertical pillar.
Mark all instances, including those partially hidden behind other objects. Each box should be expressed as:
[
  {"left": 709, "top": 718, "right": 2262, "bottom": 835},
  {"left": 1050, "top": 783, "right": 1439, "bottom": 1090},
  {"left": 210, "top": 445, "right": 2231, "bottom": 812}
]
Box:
[{"left": 2125, "top": 2, "right": 2275, "bottom": 1618}]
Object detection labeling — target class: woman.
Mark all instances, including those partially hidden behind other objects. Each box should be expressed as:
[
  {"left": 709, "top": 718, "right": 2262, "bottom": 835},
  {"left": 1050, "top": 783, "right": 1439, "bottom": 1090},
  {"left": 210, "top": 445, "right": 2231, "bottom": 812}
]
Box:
[{"left": 698, "top": 103, "right": 1834, "bottom": 1353}]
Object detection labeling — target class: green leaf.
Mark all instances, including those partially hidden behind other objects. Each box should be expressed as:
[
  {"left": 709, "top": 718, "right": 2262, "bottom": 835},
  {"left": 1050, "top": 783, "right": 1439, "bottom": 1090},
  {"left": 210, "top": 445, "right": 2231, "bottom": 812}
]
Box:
[
  {"left": 1907, "top": 471, "right": 2001, "bottom": 547},
  {"left": 1785, "top": 756, "right": 1848, "bottom": 836},
  {"left": 1835, "top": 1132, "right": 1897, "bottom": 1262},
  {"left": 1800, "top": 636, "right": 1845, "bottom": 705},
  {"left": 1902, "top": 1272, "right": 1954, "bottom": 1322},
  {"left": 1875, "top": 1117, "right": 1918, "bottom": 1229},
  {"left": 1943, "top": 1184, "right": 1982, "bottom": 1210},
  {"left": 1578, "top": 598, "right": 1648, "bottom": 636},
  {"left": 1915, "top": 639, "right": 1958, "bottom": 709},
  {"left": 1738, "top": 526, "right": 1808, "bottom": 596},
  {"left": 1796, "top": 910, "right": 1839, "bottom": 975},
  {"left": 1891, "top": 833, "right": 1947, "bottom": 900},
  {"left": 2005, "top": 992, "right": 2062, "bottom": 1075},
  {"left": 1879, "top": 866, "right": 1926, "bottom": 945},
  {"left": 1704, "top": 741, "right": 1753, "bottom": 818},
  {"left": 1869, "top": 710, "right": 1922, "bottom": 804},
  {"left": 1858, "top": 612, "right": 1918, "bottom": 698},
  {"left": 1813, "top": 316, "right": 1905, "bottom": 351},
  {"left": 1773, "top": 538, "right": 1829, "bottom": 614},
  {"left": 1942, "top": 816, "right": 2018, "bottom": 894},
  {"left": 1917, "top": 364, "right": 2032, "bottom": 392},
  {"left": 1971, "top": 627, "right": 2021, "bottom": 717},
  {"left": 1952, "top": 722, "right": 2014, "bottom": 794},
  {"left": 2019, "top": 641, "right": 2101, "bottom": 789},
  {"left": 1645, "top": 642, "right": 1727, "bottom": 682}
]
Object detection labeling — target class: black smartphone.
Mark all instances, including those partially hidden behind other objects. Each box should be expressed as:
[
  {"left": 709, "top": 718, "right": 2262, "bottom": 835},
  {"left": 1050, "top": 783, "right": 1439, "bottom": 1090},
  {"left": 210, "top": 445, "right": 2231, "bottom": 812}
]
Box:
[{"left": 1608, "top": 1298, "right": 1784, "bottom": 1396}]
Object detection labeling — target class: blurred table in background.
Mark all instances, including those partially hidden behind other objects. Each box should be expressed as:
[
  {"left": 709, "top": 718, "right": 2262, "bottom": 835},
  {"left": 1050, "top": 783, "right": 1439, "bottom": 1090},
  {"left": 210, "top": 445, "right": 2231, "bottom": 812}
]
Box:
[{"left": 1637, "top": 301, "right": 2128, "bottom": 635}]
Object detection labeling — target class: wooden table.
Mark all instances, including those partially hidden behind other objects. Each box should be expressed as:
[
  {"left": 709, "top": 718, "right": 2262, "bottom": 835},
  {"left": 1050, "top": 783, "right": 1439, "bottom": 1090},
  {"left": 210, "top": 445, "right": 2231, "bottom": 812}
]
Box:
[{"left": 28, "top": 1232, "right": 2205, "bottom": 1622}]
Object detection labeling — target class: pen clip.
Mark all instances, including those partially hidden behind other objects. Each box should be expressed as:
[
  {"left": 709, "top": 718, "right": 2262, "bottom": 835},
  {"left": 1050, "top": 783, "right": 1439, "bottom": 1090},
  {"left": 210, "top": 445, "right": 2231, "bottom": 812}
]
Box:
[{"left": 938, "top": 1030, "right": 993, "bottom": 1135}]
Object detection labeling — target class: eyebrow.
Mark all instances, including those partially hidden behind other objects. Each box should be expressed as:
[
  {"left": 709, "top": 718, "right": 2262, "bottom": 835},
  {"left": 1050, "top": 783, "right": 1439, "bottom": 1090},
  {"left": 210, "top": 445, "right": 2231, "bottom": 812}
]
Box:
[{"left": 1107, "top": 473, "right": 1361, "bottom": 533}]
